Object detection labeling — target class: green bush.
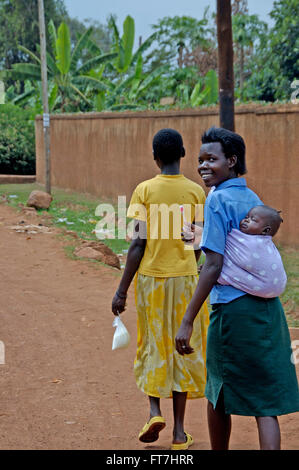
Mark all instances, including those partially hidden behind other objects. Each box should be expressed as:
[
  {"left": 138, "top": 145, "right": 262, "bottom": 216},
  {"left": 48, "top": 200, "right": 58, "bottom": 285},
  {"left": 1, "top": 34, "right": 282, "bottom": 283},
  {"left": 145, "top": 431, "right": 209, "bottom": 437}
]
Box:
[{"left": 0, "top": 104, "right": 35, "bottom": 175}]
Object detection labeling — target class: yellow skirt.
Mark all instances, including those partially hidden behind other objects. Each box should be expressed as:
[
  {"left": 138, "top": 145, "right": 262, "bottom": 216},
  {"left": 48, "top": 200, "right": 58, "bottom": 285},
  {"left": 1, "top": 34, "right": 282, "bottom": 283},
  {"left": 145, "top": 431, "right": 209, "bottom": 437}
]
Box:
[{"left": 134, "top": 273, "right": 209, "bottom": 399}]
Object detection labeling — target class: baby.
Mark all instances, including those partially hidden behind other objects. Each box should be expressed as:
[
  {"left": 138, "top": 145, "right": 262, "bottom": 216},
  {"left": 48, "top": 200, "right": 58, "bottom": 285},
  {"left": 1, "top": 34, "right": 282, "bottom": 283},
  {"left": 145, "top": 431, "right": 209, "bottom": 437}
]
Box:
[{"left": 217, "top": 205, "right": 287, "bottom": 297}]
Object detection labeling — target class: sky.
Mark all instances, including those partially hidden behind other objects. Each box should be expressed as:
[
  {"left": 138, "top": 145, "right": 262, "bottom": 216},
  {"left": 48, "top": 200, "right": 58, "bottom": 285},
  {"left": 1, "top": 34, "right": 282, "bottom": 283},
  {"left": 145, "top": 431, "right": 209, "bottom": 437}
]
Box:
[{"left": 64, "top": 0, "right": 275, "bottom": 44}]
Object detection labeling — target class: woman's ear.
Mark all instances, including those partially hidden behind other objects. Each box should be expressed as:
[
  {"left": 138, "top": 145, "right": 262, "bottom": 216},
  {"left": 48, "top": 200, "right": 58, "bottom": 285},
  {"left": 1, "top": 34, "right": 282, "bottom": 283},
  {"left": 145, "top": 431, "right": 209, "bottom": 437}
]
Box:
[
  {"left": 228, "top": 155, "right": 237, "bottom": 169},
  {"left": 152, "top": 149, "right": 157, "bottom": 160},
  {"left": 181, "top": 146, "right": 186, "bottom": 158}
]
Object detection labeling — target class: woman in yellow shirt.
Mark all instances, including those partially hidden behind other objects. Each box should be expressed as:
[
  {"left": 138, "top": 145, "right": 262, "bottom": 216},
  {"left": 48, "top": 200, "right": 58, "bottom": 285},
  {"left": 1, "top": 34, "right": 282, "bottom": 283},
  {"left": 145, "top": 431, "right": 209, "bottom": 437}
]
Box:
[{"left": 112, "top": 128, "right": 209, "bottom": 450}]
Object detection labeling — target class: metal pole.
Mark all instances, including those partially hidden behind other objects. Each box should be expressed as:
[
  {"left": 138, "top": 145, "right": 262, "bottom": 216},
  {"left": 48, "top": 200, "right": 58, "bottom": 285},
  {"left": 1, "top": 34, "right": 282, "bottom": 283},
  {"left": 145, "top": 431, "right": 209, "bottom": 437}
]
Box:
[
  {"left": 217, "top": 0, "right": 235, "bottom": 131},
  {"left": 37, "top": 0, "right": 51, "bottom": 194}
]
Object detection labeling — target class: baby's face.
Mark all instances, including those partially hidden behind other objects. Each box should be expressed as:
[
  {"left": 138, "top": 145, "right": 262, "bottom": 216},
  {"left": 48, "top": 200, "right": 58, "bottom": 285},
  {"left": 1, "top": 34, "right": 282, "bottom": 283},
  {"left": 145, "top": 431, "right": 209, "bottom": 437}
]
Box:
[{"left": 239, "top": 208, "right": 269, "bottom": 235}]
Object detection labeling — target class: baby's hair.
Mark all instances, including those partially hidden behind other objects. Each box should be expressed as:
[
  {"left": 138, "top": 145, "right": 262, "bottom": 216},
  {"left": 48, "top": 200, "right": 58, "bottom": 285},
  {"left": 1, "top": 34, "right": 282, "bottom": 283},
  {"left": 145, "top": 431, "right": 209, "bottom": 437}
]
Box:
[
  {"left": 253, "top": 205, "right": 283, "bottom": 236},
  {"left": 201, "top": 126, "right": 247, "bottom": 176},
  {"left": 153, "top": 128, "right": 185, "bottom": 164}
]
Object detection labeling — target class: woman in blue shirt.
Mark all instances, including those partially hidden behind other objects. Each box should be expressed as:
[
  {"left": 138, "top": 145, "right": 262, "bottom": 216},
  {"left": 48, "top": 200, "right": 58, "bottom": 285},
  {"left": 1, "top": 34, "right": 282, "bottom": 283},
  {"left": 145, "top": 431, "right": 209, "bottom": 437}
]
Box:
[{"left": 175, "top": 127, "right": 299, "bottom": 450}]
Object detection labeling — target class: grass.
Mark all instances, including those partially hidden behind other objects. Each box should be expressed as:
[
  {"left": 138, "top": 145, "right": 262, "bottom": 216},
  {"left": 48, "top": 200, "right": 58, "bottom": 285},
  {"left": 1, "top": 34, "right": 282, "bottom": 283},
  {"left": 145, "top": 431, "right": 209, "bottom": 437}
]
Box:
[
  {"left": 0, "top": 183, "right": 130, "bottom": 257},
  {"left": 278, "top": 246, "right": 299, "bottom": 327},
  {"left": 1, "top": 183, "right": 298, "bottom": 326}
]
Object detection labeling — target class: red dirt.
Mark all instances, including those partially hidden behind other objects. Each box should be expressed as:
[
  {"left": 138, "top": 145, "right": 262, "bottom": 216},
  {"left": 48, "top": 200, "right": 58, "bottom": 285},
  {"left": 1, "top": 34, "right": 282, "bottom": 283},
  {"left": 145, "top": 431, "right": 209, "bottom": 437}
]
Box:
[{"left": 0, "top": 202, "right": 298, "bottom": 450}]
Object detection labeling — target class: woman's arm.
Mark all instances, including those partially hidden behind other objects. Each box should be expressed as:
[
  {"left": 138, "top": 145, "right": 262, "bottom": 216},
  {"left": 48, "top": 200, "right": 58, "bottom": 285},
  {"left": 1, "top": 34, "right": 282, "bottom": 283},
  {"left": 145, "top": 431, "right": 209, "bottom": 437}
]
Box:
[
  {"left": 175, "top": 249, "right": 223, "bottom": 354},
  {"left": 112, "top": 220, "right": 146, "bottom": 315}
]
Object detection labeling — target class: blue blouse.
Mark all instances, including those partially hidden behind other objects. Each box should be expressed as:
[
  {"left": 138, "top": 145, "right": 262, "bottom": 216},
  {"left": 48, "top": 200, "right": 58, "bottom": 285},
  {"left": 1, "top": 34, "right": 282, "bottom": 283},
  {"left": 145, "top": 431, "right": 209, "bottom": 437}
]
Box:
[{"left": 200, "top": 177, "right": 263, "bottom": 304}]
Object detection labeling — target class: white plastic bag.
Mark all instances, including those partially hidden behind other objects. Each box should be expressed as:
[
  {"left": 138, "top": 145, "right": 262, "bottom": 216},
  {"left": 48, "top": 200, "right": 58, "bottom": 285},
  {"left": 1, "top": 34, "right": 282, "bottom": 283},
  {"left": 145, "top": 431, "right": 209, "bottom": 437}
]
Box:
[{"left": 112, "top": 315, "right": 130, "bottom": 350}]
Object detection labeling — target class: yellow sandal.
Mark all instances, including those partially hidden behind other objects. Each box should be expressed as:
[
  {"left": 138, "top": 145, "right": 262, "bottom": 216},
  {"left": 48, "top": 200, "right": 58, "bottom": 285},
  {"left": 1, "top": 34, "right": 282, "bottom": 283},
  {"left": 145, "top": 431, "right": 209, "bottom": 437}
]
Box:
[
  {"left": 138, "top": 416, "right": 166, "bottom": 443},
  {"left": 171, "top": 432, "right": 194, "bottom": 450}
]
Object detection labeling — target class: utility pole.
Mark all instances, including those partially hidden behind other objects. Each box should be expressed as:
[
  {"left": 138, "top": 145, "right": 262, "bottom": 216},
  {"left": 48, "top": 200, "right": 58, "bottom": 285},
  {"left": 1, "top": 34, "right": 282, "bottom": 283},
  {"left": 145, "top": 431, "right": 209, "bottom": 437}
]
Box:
[
  {"left": 217, "top": 0, "right": 235, "bottom": 131},
  {"left": 38, "top": 0, "right": 51, "bottom": 194}
]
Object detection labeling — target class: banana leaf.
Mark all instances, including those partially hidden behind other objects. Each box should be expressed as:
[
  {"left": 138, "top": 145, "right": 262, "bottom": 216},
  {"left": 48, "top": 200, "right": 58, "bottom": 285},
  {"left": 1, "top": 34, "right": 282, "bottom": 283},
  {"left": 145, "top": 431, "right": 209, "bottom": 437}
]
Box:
[
  {"left": 70, "top": 27, "right": 94, "bottom": 72},
  {"left": 11, "top": 63, "right": 42, "bottom": 80},
  {"left": 69, "top": 83, "right": 90, "bottom": 104},
  {"left": 56, "top": 22, "right": 71, "bottom": 75},
  {"left": 76, "top": 52, "right": 117, "bottom": 74},
  {"left": 137, "top": 65, "right": 166, "bottom": 93},
  {"left": 49, "top": 83, "right": 58, "bottom": 111},
  {"left": 73, "top": 75, "right": 110, "bottom": 92},
  {"left": 121, "top": 15, "right": 135, "bottom": 72},
  {"left": 204, "top": 69, "right": 218, "bottom": 104},
  {"left": 131, "top": 32, "right": 158, "bottom": 66},
  {"left": 48, "top": 19, "right": 58, "bottom": 57},
  {"left": 12, "top": 88, "right": 36, "bottom": 105},
  {"left": 18, "top": 45, "right": 41, "bottom": 65}
]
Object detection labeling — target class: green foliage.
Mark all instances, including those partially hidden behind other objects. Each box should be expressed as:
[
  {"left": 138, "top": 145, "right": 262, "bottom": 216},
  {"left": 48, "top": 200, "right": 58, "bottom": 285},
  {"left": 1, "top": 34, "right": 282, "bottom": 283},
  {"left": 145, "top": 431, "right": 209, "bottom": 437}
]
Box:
[
  {"left": 190, "top": 70, "right": 218, "bottom": 107},
  {"left": 4, "top": 2, "right": 298, "bottom": 112},
  {"left": 0, "top": 0, "right": 67, "bottom": 77},
  {"left": 268, "top": 0, "right": 299, "bottom": 99},
  {"left": 141, "top": 67, "right": 218, "bottom": 109},
  {"left": 147, "top": 13, "right": 212, "bottom": 69},
  {"left": 232, "top": 13, "right": 268, "bottom": 99},
  {"left": 239, "top": 0, "right": 299, "bottom": 101},
  {"left": 0, "top": 104, "right": 35, "bottom": 174},
  {"left": 1, "top": 21, "right": 117, "bottom": 112},
  {"left": 65, "top": 17, "right": 113, "bottom": 55},
  {"left": 56, "top": 22, "right": 71, "bottom": 75}
]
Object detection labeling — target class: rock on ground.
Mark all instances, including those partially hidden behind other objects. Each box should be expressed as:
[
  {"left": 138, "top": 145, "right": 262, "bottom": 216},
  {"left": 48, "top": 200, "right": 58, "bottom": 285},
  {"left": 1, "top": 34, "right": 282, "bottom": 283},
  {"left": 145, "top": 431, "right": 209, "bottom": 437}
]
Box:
[
  {"left": 27, "top": 190, "right": 53, "bottom": 210},
  {"left": 74, "top": 241, "right": 120, "bottom": 269}
]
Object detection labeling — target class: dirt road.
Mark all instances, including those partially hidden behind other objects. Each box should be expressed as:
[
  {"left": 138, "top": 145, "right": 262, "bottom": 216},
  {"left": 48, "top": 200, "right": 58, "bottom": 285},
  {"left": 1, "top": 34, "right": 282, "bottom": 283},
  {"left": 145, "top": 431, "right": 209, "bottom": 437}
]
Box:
[{"left": 0, "top": 202, "right": 298, "bottom": 450}]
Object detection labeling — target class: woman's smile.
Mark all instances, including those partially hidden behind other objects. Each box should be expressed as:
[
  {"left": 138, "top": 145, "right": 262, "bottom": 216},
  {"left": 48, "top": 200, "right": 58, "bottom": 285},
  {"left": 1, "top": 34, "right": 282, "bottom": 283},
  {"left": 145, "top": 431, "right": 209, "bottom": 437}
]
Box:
[{"left": 200, "top": 170, "right": 214, "bottom": 181}]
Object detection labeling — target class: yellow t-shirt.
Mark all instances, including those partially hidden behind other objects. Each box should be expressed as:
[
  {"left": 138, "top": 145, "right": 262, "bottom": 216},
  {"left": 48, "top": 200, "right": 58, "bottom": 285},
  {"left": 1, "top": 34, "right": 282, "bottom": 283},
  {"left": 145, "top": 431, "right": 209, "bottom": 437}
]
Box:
[{"left": 127, "top": 174, "right": 206, "bottom": 277}]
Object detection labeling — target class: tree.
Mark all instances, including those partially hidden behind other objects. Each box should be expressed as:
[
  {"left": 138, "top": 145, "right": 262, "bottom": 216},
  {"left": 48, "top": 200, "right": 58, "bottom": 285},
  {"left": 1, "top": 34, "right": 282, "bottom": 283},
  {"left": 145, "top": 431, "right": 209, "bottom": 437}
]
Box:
[
  {"left": 66, "top": 17, "right": 114, "bottom": 54},
  {"left": 108, "top": 15, "right": 157, "bottom": 74},
  {"left": 91, "top": 15, "right": 162, "bottom": 110},
  {"left": 241, "top": 0, "right": 299, "bottom": 101},
  {"left": 268, "top": 0, "right": 299, "bottom": 99},
  {"left": 232, "top": 0, "right": 248, "bottom": 15},
  {"left": 0, "top": 0, "right": 67, "bottom": 72},
  {"left": 232, "top": 13, "right": 268, "bottom": 99},
  {"left": 141, "top": 67, "right": 219, "bottom": 109},
  {"left": 1, "top": 21, "right": 117, "bottom": 112},
  {"left": 2, "top": 16, "right": 163, "bottom": 112},
  {"left": 146, "top": 14, "right": 213, "bottom": 70}
]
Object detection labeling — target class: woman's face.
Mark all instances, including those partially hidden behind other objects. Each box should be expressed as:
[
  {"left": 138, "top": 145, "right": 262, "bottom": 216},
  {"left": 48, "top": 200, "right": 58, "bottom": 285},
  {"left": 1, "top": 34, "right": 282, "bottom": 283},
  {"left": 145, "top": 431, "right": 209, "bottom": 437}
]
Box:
[{"left": 198, "top": 142, "right": 236, "bottom": 187}]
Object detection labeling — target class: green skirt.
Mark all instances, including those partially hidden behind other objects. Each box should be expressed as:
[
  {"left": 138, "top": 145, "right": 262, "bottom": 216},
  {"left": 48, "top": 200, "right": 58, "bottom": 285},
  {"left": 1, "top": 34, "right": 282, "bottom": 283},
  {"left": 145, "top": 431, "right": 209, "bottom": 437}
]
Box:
[{"left": 205, "top": 294, "right": 299, "bottom": 416}]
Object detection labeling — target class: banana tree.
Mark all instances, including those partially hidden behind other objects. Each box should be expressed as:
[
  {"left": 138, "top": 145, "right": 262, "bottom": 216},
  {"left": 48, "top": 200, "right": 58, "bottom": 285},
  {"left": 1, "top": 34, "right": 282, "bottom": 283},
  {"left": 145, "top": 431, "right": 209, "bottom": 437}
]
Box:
[
  {"left": 1, "top": 21, "right": 117, "bottom": 111},
  {"left": 190, "top": 69, "right": 218, "bottom": 107},
  {"left": 88, "top": 15, "right": 162, "bottom": 110},
  {"left": 90, "top": 53, "right": 167, "bottom": 111},
  {"left": 108, "top": 15, "right": 157, "bottom": 75}
]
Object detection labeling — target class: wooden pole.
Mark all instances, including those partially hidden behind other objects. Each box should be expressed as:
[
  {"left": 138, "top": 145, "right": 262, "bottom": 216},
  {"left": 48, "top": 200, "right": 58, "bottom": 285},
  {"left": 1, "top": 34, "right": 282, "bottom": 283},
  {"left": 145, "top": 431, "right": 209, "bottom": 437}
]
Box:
[
  {"left": 217, "top": 0, "right": 235, "bottom": 131},
  {"left": 37, "top": 0, "right": 51, "bottom": 194}
]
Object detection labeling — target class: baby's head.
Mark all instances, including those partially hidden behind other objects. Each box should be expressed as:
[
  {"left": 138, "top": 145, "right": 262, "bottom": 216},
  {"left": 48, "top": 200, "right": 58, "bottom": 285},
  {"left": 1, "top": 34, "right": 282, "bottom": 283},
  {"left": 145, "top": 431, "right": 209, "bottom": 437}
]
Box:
[{"left": 239, "top": 205, "right": 283, "bottom": 237}]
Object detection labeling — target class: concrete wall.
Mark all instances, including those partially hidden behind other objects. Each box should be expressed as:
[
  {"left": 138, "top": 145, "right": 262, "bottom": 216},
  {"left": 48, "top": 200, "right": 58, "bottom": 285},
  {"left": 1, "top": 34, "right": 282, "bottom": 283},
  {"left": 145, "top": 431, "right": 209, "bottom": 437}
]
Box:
[{"left": 35, "top": 104, "right": 299, "bottom": 246}]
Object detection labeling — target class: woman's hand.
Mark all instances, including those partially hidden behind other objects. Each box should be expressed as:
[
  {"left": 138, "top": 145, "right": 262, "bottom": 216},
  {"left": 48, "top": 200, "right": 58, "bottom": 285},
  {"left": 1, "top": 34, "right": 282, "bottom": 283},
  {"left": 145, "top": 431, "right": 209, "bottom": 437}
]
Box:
[
  {"left": 175, "top": 318, "right": 194, "bottom": 355},
  {"left": 112, "top": 292, "right": 126, "bottom": 315}
]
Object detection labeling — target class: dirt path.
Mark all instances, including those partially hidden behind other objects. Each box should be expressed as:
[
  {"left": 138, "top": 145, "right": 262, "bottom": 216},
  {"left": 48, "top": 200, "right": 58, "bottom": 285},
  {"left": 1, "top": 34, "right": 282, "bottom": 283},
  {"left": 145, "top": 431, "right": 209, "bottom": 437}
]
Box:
[{"left": 0, "top": 202, "right": 298, "bottom": 450}]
